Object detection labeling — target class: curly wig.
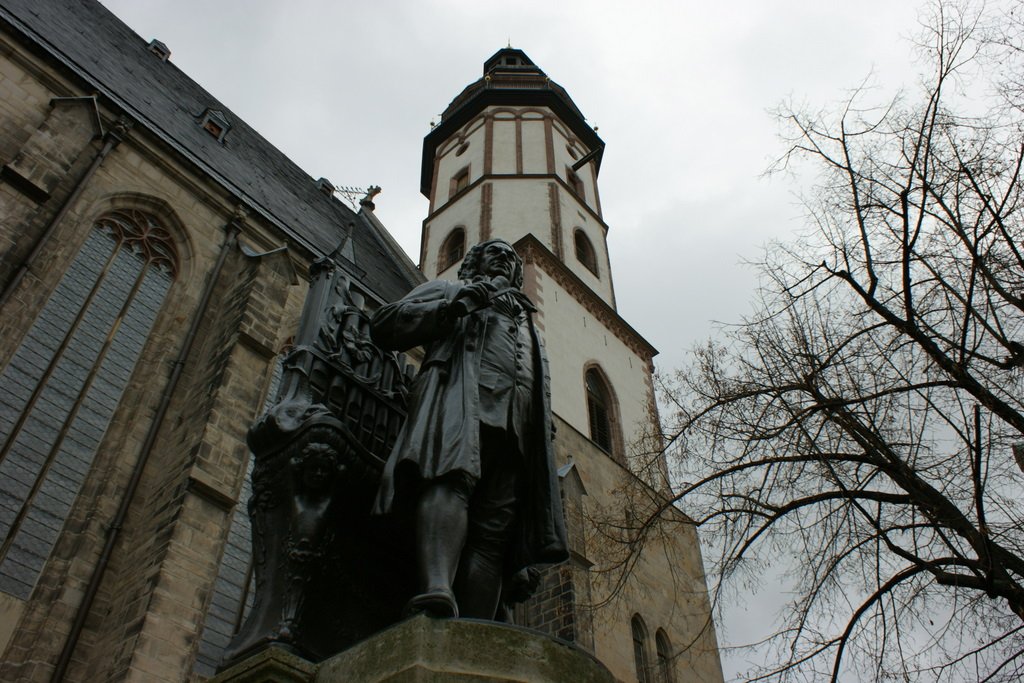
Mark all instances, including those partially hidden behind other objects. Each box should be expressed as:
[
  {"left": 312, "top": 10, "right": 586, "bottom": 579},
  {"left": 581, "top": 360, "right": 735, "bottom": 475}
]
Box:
[{"left": 456, "top": 239, "right": 524, "bottom": 289}]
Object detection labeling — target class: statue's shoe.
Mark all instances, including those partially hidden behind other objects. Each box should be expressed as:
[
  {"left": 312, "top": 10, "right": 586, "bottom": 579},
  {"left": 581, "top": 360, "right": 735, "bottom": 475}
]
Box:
[{"left": 406, "top": 589, "right": 458, "bottom": 618}]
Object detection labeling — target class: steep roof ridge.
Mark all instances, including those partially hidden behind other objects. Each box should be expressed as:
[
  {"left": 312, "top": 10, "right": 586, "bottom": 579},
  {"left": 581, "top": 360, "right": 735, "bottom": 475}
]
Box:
[{"left": 0, "top": 0, "right": 418, "bottom": 302}]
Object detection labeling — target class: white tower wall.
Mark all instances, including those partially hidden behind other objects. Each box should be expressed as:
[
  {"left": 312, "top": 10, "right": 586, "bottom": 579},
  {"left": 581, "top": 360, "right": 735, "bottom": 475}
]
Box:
[{"left": 415, "top": 48, "right": 724, "bottom": 683}]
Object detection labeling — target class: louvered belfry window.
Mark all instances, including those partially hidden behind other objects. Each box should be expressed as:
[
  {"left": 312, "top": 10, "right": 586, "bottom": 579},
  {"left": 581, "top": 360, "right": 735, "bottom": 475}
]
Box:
[{"left": 0, "top": 210, "right": 177, "bottom": 599}]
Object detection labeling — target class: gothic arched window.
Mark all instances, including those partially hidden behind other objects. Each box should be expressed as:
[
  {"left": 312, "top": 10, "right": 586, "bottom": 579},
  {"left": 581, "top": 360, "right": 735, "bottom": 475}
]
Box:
[
  {"left": 0, "top": 209, "right": 177, "bottom": 599},
  {"left": 585, "top": 367, "right": 614, "bottom": 454},
  {"left": 439, "top": 228, "right": 466, "bottom": 273},
  {"left": 574, "top": 228, "right": 598, "bottom": 276},
  {"left": 655, "top": 629, "right": 674, "bottom": 683},
  {"left": 631, "top": 614, "right": 651, "bottom": 683}
]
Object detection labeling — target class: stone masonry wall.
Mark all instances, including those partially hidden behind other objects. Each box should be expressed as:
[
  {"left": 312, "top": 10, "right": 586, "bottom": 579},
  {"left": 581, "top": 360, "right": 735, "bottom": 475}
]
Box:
[
  {"left": 0, "top": 29, "right": 306, "bottom": 680},
  {"left": 78, "top": 247, "right": 298, "bottom": 683},
  {"left": 550, "top": 413, "right": 724, "bottom": 683}
]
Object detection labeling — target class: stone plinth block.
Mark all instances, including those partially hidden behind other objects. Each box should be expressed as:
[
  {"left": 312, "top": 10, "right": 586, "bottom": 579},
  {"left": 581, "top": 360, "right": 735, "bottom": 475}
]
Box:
[
  {"left": 209, "top": 646, "right": 317, "bottom": 683},
  {"left": 316, "top": 615, "right": 620, "bottom": 683}
]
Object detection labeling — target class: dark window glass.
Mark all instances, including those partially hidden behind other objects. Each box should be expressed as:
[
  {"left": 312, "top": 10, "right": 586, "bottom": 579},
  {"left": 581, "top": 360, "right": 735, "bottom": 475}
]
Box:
[
  {"left": 586, "top": 369, "right": 613, "bottom": 453},
  {"left": 0, "top": 210, "right": 177, "bottom": 599},
  {"left": 450, "top": 168, "right": 470, "bottom": 197},
  {"left": 439, "top": 229, "right": 466, "bottom": 273},
  {"left": 574, "top": 229, "right": 598, "bottom": 276},
  {"left": 655, "top": 629, "right": 674, "bottom": 683},
  {"left": 199, "top": 109, "right": 230, "bottom": 142},
  {"left": 567, "top": 168, "right": 584, "bottom": 199},
  {"left": 632, "top": 614, "right": 651, "bottom": 683},
  {"left": 203, "top": 119, "right": 224, "bottom": 137}
]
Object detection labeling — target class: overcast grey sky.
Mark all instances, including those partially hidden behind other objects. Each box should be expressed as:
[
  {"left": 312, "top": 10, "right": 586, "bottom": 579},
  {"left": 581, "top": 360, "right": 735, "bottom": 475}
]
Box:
[
  {"left": 100, "top": 0, "right": 924, "bottom": 372},
  {"left": 100, "top": 0, "right": 929, "bottom": 678}
]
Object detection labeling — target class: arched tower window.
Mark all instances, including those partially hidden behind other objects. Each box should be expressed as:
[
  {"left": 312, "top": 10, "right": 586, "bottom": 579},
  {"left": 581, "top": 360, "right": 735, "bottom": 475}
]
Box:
[
  {"left": 438, "top": 228, "right": 466, "bottom": 273},
  {"left": 585, "top": 367, "right": 615, "bottom": 455},
  {"left": 631, "top": 614, "right": 651, "bottom": 683},
  {"left": 655, "top": 629, "right": 674, "bottom": 683},
  {"left": 0, "top": 209, "right": 178, "bottom": 599},
  {"left": 574, "top": 229, "right": 598, "bottom": 276}
]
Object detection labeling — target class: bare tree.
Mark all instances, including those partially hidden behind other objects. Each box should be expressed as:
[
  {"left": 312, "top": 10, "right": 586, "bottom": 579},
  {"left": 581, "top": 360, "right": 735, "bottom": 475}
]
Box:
[{"left": 647, "top": 2, "right": 1024, "bottom": 680}]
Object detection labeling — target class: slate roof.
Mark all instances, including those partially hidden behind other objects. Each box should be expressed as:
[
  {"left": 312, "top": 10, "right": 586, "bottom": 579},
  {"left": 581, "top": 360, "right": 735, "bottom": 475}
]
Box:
[{"left": 0, "top": 0, "right": 421, "bottom": 303}]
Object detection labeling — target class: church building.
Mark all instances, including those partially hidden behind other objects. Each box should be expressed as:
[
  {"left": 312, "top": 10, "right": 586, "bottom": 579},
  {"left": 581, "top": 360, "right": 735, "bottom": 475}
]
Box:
[{"left": 0, "top": 1, "right": 723, "bottom": 681}]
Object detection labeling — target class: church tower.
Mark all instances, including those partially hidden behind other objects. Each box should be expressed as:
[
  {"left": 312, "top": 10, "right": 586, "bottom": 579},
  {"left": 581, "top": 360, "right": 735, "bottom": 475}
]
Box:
[
  {"left": 419, "top": 48, "right": 724, "bottom": 683},
  {"left": 421, "top": 48, "right": 613, "bottom": 297},
  {"left": 420, "top": 47, "right": 658, "bottom": 475}
]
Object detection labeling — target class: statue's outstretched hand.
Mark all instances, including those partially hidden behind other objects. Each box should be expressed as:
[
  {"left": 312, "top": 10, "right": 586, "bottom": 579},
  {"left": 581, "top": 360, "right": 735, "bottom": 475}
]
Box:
[{"left": 450, "top": 279, "right": 500, "bottom": 317}]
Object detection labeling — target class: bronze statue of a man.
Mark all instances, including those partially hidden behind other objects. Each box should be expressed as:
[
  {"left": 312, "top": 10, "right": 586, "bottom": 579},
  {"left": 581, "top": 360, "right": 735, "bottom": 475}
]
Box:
[{"left": 371, "top": 239, "right": 568, "bottom": 620}]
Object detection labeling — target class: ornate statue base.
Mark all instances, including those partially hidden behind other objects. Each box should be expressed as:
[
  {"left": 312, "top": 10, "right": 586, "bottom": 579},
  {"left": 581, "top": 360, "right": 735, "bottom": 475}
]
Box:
[
  {"left": 218, "top": 254, "right": 419, "bottom": 668},
  {"left": 211, "top": 614, "right": 619, "bottom": 683}
]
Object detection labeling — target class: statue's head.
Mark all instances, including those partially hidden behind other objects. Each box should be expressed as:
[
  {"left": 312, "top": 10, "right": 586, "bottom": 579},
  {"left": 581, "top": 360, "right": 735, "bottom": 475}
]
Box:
[{"left": 458, "top": 239, "right": 524, "bottom": 289}]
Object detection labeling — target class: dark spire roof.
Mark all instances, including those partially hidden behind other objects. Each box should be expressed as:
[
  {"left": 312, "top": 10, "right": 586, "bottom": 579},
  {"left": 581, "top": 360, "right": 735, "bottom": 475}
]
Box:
[
  {"left": 421, "top": 47, "right": 604, "bottom": 196},
  {"left": 0, "top": 0, "right": 421, "bottom": 303},
  {"left": 482, "top": 48, "right": 541, "bottom": 76}
]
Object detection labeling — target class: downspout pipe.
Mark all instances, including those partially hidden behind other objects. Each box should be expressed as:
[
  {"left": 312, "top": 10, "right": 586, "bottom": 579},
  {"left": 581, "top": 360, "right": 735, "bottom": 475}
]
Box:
[
  {"left": 0, "top": 116, "right": 131, "bottom": 308},
  {"left": 50, "top": 219, "right": 242, "bottom": 682}
]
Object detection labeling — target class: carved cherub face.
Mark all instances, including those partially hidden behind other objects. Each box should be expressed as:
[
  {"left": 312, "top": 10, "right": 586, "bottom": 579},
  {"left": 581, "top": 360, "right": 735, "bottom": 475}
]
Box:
[{"left": 297, "top": 443, "right": 336, "bottom": 490}]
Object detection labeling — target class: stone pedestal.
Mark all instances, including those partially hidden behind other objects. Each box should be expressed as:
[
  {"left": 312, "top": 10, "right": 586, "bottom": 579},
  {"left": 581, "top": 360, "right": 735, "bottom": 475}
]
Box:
[
  {"left": 210, "top": 615, "right": 620, "bottom": 683},
  {"left": 208, "top": 646, "right": 316, "bottom": 683}
]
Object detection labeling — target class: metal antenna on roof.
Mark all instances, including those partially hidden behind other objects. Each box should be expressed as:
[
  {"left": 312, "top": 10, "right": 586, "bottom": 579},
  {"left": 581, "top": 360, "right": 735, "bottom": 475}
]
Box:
[{"left": 334, "top": 186, "right": 369, "bottom": 210}]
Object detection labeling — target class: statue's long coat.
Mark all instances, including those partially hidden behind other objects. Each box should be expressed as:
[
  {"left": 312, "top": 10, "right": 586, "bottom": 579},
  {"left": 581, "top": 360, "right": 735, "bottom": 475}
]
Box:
[{"left": 370, "top": 279, "right": 568, "bottom": 569}]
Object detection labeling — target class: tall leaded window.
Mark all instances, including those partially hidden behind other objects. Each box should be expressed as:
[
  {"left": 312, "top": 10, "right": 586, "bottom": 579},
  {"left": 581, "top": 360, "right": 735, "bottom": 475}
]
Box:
[
  {"left": 585, "top": 367, "right": 614, "bottom": 454},
  {"left": 655, "top": 628, "right": 674, "bottom": 683},
  {"left": 439, "top": 228, "right": 466, "bottom": 273},
  {"left": 0, "top": 209, "right": 177, "bottom": 599},
  {"left": 632, "top": 614, "right": 651, "bottom": 683}
]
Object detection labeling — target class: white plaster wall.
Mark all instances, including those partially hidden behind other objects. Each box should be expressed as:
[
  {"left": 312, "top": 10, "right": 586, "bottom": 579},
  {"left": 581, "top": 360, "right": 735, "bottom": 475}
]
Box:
[
  {"left": 422, "top": 189, "right": 482, "bottom": 279},
  {"left": 488, "top": 179, "right": 554, "bottom": 245},
  {"left": 520, "top": 114, "right": 547, "bottom": 173},
  {"left": 550, "top": 121, "right": 574, "bottom": 172},
  {"left": 428, "top": 107, "right": 615, "bottom": 304},
  {"left": 532, "top": 267, "right": 654, "bottom": 454},
  {"left": 558, "top": 199, "right": 614, "bottom": 305},
  {"left": 432, "top": 117, "right": 486, "bottom": 212},
  {"left": 491, "top": 116, "right": 517, "bottom": 174},
  {"left": 551, "top": 119, "right": 598, "bottom": 214}
]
